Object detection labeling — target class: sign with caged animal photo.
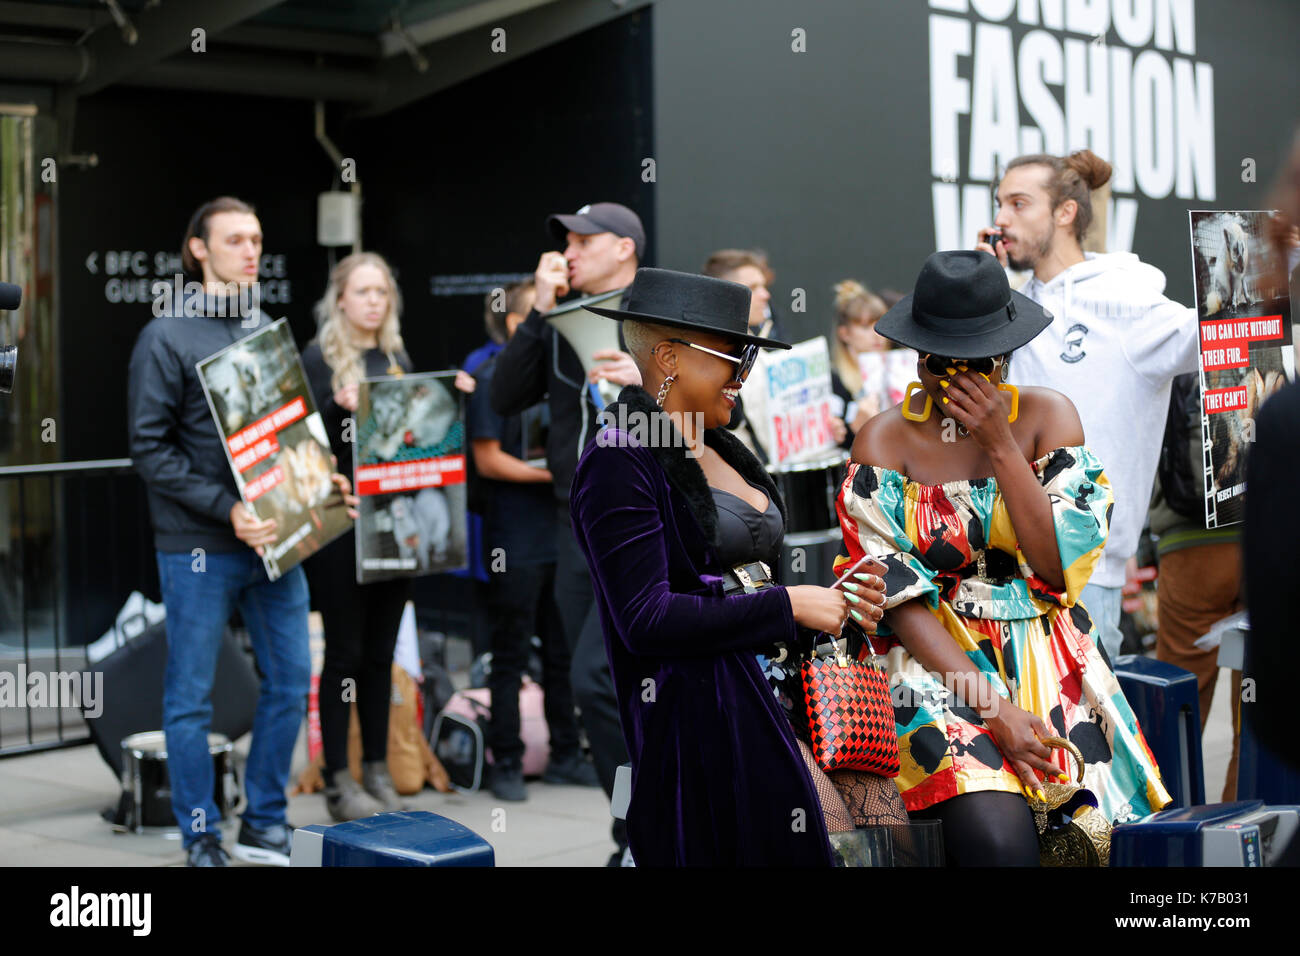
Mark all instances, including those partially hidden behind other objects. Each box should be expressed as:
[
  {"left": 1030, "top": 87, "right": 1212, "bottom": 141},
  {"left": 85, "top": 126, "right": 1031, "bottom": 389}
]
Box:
[
  {"left": 1189, "top": 211, "right": 1294, "bottom": 528},
  {"left": 196, "top": 318, "right": 353, "bottom": 580},
  {"left": 354, "top": 371, "right": 468, "bottom": 584}
]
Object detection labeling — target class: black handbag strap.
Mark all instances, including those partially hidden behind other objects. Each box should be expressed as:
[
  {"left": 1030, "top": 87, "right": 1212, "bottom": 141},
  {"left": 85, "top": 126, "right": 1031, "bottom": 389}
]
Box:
[
  {"left": 857, "top": 622, "right": 881, "bottom": 663},
  {"left": 815, "top": 619, "right": 882, "bottom": 665}
]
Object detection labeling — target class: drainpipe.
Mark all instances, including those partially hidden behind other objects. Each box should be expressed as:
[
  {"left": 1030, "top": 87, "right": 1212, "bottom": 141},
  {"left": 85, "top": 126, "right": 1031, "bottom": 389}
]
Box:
[{"left": 313, "top": 101, "right": 360, "bottom": 255}]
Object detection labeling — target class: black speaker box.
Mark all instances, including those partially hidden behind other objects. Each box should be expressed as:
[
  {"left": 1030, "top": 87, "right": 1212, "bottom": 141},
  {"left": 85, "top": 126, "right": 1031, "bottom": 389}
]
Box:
[{"left": 82, "top": 621, "right": 260, "bottom": 777}]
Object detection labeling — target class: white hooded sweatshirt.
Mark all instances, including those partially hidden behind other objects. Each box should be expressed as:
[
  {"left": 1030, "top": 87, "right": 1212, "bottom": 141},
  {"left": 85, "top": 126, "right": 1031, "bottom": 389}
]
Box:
[{"left": 1011, "top": 252, "right": 1199, "bottom": 588}]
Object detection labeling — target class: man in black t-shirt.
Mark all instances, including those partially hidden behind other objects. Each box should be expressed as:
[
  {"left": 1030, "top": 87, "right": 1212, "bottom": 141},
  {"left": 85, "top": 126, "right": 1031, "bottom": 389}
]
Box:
[
  {"left": 469, "top": 282, "right": 598, "bottom": 801},
  {"left": 490, "top": 204, "right": 642, "bottom": 862}
]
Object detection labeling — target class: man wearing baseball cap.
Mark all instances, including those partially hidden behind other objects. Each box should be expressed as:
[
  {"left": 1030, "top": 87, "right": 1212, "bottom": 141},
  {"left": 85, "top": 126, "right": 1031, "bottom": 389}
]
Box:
[
  {"left": 491, "top": 200, "right": 644, "bottom": 865},
  {"left": 546, "top": 202, "right": 646, "bottom": 261}
]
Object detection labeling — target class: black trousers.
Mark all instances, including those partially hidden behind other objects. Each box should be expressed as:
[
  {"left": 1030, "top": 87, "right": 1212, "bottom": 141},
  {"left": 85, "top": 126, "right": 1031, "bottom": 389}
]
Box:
[
  {"left": 304, "top": 529, "right": 412, "bottom": 776},
  {"left": 486, "top": 559, "right": 581, "bottom": 765},
  {"left": 554, "top": 504, "right": 630, "bottom": 848}
]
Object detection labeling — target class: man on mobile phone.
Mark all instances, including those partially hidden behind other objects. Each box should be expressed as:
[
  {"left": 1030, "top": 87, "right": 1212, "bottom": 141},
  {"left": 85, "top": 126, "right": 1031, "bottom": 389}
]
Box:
[
  {"left": 490, "top": 202, "right": 644, "bottom": 865},
  {"left": 976, "top": 150, "right": 1198, "bottom": 664}
]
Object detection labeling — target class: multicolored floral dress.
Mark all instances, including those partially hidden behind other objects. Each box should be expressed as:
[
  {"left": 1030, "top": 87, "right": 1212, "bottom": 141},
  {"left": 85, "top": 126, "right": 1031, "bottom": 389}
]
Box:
[{"left": 834, "top": 445, "right": 1171, "bottom": 824}]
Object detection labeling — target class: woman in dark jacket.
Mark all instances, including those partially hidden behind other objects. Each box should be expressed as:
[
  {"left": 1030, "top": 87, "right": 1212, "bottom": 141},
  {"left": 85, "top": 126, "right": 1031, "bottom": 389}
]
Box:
[
  {"left": 301, "top": 252, "right": 414, "bottom": 822},
  {"left": 569, "top": 269, "right": 889, "bottom": 866}
]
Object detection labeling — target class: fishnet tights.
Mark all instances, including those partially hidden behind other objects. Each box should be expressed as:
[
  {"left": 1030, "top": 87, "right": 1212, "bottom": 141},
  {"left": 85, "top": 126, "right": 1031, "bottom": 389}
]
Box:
[
  {"left": 830, "top": 767, "right": 911, "bottom": 827},
  {"left": 794, "top": 739, "right": 909, "bottom": 833}
]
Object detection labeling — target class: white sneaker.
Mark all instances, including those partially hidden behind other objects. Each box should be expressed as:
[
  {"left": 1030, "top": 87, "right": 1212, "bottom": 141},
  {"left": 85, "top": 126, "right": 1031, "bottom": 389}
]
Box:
[{"left": 232, "top": 820, "right": 293, "bottom": 867}]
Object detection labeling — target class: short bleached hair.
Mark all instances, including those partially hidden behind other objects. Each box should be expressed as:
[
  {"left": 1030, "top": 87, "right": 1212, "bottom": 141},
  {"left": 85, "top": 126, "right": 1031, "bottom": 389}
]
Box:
[{"left": 622, "top": 319, "right": 682, "bottom": 371}]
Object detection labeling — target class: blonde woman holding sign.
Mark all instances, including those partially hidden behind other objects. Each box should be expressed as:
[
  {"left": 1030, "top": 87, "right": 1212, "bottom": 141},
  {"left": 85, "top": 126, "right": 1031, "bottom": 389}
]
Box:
[{"left": 301, "top": 253, "right": 415, "bottom": 822}]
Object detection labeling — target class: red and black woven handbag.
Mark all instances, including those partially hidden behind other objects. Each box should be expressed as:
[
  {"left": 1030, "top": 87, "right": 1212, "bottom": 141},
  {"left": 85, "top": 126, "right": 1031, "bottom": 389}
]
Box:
[{"left": 801, "top": 631, "right": 900, "bottom": 777}]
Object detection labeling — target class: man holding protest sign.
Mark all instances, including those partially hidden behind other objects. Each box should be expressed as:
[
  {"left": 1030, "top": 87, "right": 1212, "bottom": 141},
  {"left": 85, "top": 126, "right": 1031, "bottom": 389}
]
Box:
[{"left": 128, "top": 197, "right": 356, "bottom": 866}]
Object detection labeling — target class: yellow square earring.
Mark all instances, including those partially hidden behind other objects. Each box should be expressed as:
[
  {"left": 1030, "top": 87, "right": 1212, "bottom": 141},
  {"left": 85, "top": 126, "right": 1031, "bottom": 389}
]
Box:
[
  {"left": 998, "top": 382, "right": 1019, "bottom": 422},
  {"left": 901, "top": 381, "right": 933, "bottom": 422},
  {"left": 993, "top": 356, "right": 1019, "bottom": 423}
]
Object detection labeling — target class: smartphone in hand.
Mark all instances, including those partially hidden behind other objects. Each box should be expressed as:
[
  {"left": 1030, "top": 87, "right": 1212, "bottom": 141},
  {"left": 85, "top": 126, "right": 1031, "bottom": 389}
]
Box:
[{"left": 832, "top": 554, "right": 888, "bottom": 590}]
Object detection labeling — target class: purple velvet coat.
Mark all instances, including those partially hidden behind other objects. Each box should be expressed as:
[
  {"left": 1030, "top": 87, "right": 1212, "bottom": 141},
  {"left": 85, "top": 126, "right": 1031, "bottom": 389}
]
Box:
[{"left": 569, "top": 386, "right": 833, "bottom": 867}]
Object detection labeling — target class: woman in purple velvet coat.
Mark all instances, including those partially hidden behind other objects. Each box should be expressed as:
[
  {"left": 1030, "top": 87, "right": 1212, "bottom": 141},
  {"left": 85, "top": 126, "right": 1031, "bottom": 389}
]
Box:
[{"left": 570, "top": 269, "right": 888, "bottom": 866}]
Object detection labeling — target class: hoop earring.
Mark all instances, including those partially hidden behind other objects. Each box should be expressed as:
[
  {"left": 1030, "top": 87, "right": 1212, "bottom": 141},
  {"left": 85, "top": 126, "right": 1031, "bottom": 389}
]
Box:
[
  {"left": 995, "top": 355, "right": 1018, "bottom": 423},
  {"left": 656, "top": 375, "right": 676, "bottom": 407},
  {"left": 998, "top": 382, "right": 1019, "bottom": 423},
  {"left": 901, "top": 381, "right": 932, "bottom": 422}
]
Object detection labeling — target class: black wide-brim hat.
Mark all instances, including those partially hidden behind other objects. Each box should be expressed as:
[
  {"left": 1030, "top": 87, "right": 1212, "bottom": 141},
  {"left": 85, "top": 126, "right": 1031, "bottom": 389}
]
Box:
[
  {"left": 875, "top": 250, "right": 1054, "bottom": 358},
  {"left": 587, "top": 267, "right": 792, "bottom": 349}
]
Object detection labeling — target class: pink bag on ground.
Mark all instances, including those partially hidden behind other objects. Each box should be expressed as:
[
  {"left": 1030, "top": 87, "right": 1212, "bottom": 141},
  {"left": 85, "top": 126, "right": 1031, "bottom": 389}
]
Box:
[{"left": 437, "top": 677, "right": 552, "bottom": 779}]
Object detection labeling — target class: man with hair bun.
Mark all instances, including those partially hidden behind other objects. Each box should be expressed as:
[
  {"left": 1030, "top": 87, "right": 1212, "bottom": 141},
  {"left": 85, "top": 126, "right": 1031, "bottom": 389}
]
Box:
[{"left": 977, "top": 149, "right": 1199, "bottom": 665}]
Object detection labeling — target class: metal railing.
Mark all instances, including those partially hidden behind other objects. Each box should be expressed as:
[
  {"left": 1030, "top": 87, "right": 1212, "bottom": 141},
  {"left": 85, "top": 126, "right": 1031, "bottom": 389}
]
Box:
[
  {"left": 0, "top": 457, "right": 491, "bottom": 758},
  {"left": 0, "top": 458, "right": 150, "bottom": 757}
]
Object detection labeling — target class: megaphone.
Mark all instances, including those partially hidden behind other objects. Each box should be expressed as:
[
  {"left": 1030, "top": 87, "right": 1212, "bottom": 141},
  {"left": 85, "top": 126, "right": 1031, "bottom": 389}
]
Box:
[{"left": 546, "top": 288, "right": 626, "bottom": 407}]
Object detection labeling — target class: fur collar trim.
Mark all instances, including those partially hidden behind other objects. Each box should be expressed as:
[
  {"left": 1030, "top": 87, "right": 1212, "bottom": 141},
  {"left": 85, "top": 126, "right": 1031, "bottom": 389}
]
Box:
[{"left": 605, "top": 385, "right": 786, "bottom": 547}]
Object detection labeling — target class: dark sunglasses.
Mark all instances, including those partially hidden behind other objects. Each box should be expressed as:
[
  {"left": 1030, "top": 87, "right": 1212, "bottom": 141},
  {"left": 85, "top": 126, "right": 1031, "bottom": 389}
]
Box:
[
  {"left": 668, "top": 338, "right": 760, "bottom": 382},
  {"left": 923, "top": 353, "right": 1002, "bottom": 377}
]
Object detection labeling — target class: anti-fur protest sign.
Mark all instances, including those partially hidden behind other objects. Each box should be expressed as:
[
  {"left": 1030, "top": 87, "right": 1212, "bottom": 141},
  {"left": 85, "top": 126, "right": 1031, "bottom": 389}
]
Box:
[
  {"left": 1189, "top": 210, "right": 1294, "bottom": 528},
  {"left": 197, "top": 318, "right": 351, "bottom": 579},
  {"left": 353, "top": 372, "right": 468, "bottom": 584}
]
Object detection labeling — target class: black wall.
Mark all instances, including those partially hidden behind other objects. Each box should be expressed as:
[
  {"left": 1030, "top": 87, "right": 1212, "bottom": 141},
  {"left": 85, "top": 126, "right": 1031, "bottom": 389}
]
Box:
[
  {"left": 348, "top": 11, "right": 654, "bottom": 374},
  {"left": 653, "top": 0, "right": 1300, "bottom": 343},
  {"left": 61, "top": 10, "right": 653, "bottom": 463},
  {"left": 57, "top": 10, "right": 653, "bottom": 641}
]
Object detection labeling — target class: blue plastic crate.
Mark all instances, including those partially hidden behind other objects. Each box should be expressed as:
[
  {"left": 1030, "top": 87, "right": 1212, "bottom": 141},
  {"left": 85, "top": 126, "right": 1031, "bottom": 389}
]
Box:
[
  {"left": 306, "top": 811, "right": 494, "bottom": 867},
  {"left": 1114, "top": 654, "right": 1205, "bottom": 808}
]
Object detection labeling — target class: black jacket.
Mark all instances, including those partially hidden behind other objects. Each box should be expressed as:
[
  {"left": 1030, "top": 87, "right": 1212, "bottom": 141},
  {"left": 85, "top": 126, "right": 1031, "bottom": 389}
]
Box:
[
  {"left": 1243, "top": 378, "right": 1300, "bottom": 769},
  {"left": 127, "top": 300, "right": 274, "bottom": 553},
  {"left": 490, "top": 304, "right": 614, "bottom": 504},
  {"left": 829, "top": 369, "right": 857, "bottom": 453}
]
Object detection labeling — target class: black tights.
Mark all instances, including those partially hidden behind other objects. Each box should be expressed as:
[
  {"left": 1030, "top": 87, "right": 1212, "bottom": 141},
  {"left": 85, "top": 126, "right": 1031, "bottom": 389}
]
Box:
[
  {"left": 304, "top": 530, "right": 412, "bottom": 776},
  {"left": 911, "top": 791, "right": 1040, "bottom": 867}
]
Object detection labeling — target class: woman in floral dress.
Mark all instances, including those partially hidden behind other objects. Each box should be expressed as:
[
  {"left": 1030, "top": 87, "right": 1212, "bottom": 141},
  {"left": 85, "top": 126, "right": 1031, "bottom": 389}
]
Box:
[{"left": 835, "top": 251, "right": 1170, "bottom": 866}]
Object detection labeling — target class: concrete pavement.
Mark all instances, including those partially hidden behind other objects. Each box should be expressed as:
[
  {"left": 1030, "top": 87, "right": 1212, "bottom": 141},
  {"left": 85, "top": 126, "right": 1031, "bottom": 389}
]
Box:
[
  {"left": 0, "top": 730, "right": 618, "bottom": 867},
  {"left": 0, "top": 662, "right": 1239, "bottom": 866}
]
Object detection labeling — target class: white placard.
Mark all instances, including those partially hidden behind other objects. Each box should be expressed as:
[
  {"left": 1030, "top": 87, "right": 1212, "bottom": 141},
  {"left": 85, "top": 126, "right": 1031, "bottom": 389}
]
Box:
[{"left": 760, "top": 337, "right": 839, "bottom": 469}]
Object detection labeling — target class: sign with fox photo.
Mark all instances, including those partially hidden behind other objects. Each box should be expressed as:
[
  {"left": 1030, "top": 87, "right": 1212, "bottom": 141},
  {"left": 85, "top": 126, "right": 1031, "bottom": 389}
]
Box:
[
  {"left": 1189, "top": 210, "right": 1294, "bottom": 528},
  {"left": 353, "top": 371, "right": 468, "bottom": 584},
  {"left": 196, "top": 318, "right": 352, "bottom": 580}
]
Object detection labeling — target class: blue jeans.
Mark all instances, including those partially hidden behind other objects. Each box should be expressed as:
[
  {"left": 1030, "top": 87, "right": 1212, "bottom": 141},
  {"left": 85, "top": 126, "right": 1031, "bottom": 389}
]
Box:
[
  {"left": 1080, "top": 582, "right": 1123, "bottom": 667},
  {"left": 157, "top": 549, "right": 310, "bottom": 847}
]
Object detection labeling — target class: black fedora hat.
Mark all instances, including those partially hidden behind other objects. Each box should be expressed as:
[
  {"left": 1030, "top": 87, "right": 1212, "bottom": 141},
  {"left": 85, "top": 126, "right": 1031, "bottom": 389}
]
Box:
[
  {"left": 875, "top": 250, "right": 1053, "bottom": 358},
  {"left": 587, "top": 267, "right": 792, "bottom": 349}
]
